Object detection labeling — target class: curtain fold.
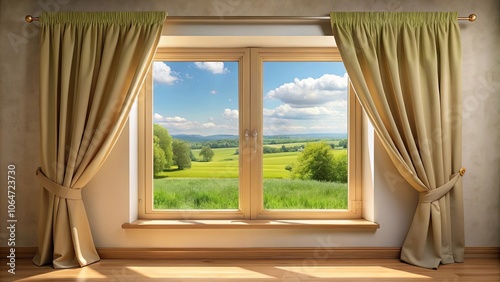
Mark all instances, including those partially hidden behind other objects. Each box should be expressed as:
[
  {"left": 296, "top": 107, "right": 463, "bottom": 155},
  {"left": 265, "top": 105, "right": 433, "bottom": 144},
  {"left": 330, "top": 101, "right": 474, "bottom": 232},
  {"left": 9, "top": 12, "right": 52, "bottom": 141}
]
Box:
[
  {"left": 330, "top": 12, "right": 464, "bottom": 269},
  {"left": 34, "top": 11, "right": 165, "bottom": 268}
]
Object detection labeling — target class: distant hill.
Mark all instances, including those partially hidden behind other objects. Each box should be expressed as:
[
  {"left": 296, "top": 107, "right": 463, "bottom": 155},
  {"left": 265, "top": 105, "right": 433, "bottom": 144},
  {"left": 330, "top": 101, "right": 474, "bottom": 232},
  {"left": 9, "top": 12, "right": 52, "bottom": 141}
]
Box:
[
  {"left": 264, "top": 133, "right": 348, "bottom": 139},
  {"left": 172, "top": 133, "right": 347, "bottom": 143},
  {"left": 172, "top": 134, "right": 238, "bottom": 143}
]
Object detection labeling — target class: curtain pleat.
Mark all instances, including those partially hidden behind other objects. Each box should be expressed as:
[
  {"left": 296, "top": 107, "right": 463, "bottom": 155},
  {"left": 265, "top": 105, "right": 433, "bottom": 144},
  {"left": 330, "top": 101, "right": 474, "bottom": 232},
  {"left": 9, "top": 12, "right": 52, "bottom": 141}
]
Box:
[
  {"left": 330, "top": 12, "right": 464, "bottom": 269},
  {"left": 34, "top": 11, "right": 165, "bottom": 268}
]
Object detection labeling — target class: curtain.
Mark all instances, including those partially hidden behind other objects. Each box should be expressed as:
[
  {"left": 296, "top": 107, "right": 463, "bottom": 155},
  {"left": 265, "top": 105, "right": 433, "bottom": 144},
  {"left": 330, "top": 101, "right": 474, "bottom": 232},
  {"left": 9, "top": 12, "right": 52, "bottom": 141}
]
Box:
[
  {"left": 330, "top": 12, "right": 464, "bottom": 269},
  {"left": 34, "top": 11, "right": 165, "bottom": 268}
]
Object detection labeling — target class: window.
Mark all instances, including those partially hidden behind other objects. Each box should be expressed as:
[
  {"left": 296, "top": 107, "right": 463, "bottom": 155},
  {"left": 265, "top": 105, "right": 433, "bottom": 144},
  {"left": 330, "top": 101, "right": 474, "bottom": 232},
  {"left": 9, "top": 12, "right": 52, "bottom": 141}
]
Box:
[{"left": 138, "top": 48, "right": 361, "bottom": 220}]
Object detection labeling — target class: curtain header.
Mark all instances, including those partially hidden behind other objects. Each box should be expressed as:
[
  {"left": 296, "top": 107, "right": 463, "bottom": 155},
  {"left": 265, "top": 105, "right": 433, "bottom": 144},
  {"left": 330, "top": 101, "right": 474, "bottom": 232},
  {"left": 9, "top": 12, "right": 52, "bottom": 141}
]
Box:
[
  {"left": 330, "top": 12, "right": 458, "bottom": 26},
  {"left": 39, "top": 11, "right": 166, "bottom": 25}
]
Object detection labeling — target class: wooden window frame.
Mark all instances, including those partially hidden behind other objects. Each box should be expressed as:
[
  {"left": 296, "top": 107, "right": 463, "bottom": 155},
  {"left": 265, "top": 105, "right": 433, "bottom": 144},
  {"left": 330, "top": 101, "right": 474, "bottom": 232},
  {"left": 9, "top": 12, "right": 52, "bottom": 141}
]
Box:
[
  {"left": 138, "top": 48, "right": 250, "bottom": 220},
  {"left": 138, "top": 47, "right": 362, "bottom": 220}
]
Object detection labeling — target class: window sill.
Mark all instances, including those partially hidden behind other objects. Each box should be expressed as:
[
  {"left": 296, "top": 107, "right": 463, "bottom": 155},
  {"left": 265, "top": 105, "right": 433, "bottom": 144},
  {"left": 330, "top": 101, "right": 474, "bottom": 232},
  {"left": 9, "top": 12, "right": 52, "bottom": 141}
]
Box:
[{"left": 122, "top": 219, "right": 379, "bottom": 231}]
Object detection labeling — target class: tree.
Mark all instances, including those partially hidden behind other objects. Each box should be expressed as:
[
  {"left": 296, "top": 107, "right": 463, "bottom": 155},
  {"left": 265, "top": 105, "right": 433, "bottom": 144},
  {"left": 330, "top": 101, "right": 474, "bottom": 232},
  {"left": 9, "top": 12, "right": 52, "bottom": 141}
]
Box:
[
  {"left": 291, "top": 141, "right": 336, "bottom": 182},
  {"left": 332, "top": 151, "right": 348, "bottom": 183},
  {"left": 339, "top": 139, "right": 348, "bottom": 149},
  {"left": 189, "top": 150, "right": 197, "bottom": 161},
  {"left": 199, "top": 145, "right": 215, "bottom": 162},
  {"left": 153, "top": 135, "right": 167, "bottom": 175},
  {"left": 172, "top": 139, "right": 192, "bottom": 170},
  {"left": 263, "top": 146, "right": 280, "bottom": 154},
  {"left": 153, "top": 124, "right": 173, "bottom": 168}
]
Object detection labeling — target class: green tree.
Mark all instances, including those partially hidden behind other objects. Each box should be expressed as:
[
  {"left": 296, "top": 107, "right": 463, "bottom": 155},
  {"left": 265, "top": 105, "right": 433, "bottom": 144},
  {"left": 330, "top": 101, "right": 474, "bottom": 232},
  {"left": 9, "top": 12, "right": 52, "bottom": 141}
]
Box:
[
  {"left": 153, "top": 124, "right": 173, "bottom": 168},
  {"left": 189, "top": 150, "right": 197, "bottom": 161},
  {"left": 291, "top": 141, "right": 336, "bottom": 182},
  {"left": 153, "top": 135, "right": 167, "bottom": 175},
  {"left": 332, "top": 151, "right": 348, "bottom": 183},
  {"left": 263, "top": 146, "right": 280, "bottom": 154},
  {"left": 199, "top": 145, "right": 215, "bottom": 162},
  {"left": 172, "top": 139, "right": 192, "bottom": 170},
  {"left": 339, "top": 139, "right": 348, "bottom": 149}
]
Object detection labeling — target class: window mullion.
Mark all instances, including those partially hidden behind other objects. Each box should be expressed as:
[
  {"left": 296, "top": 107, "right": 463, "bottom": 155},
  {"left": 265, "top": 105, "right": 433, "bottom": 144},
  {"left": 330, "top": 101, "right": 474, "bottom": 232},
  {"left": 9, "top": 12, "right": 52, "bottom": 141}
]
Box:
[
  {"left": 249, "top": 48, "right": 264, "bottom": 219},
  {"left": 239, "top": 49, "right": 252, "bottom": 219}
]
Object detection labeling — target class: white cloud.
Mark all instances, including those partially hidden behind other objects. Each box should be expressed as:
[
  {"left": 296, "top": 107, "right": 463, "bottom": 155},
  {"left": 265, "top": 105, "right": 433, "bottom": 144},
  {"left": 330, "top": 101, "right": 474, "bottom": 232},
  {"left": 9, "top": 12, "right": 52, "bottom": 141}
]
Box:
[
  {"left": 154, "top": 113, "right": 236, "bottom": 135},
  {"left": 264, "top": 101, "right": 347, "bottom": 120},
  {"left": 194, "top": 62, "right": 229, "bottom": 74},
  {"left": 153, "top": 62, "right": 180, "bottom": 84},
  {"left": 221, "top": 109, "right": 239, "bottom": 119},
  {"left": 154, "top": 116, "right": 200, "bottom": 130},
  {"left": 267, "top": 73, "right": 348, "bottom": 107},
  {"left": 210, "top": 90, "right": 217, "bottom": 95},
  {"left": 264, "top": 104, "right": 329, "bottom": 119},
  {"left": 165, "top": 116, "right": 188, "bottom": 123},
  {"left": 154, "top": 114, "right": 188, "bottom": 123},
  {"left": 263, "top": 116, "right": 347, "bottom": 135},
  {"left": 263, "top": 118, "right": 308, "bottom": 135},
  {"left": 153, "top": 113, "right": 164, "bottom": 121}
]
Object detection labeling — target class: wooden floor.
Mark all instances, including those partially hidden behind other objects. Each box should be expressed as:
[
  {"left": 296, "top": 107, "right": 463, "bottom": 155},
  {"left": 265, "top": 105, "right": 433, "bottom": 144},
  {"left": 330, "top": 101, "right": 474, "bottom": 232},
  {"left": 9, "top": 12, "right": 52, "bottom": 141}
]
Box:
[{"left": 1, "top": 258, "right": 499, "bottom": 281}]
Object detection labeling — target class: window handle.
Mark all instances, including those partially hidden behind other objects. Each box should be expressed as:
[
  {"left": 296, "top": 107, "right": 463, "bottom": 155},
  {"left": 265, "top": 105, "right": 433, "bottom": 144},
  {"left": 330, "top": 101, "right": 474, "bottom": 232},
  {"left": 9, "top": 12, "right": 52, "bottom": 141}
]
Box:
[
  {"left": 252, "top": 130, "right": 258, "bottom": 153},
  {"left": 245, "top": 129, "right": 250, "bottom": 149}
]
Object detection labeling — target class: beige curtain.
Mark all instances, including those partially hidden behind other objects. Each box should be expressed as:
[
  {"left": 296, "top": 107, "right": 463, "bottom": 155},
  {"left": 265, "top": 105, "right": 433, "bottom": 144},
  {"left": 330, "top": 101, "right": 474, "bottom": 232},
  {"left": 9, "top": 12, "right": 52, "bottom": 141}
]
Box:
[
  {"left": 34, "top": 11, "right": 165, "bottom": 268},
  {"left": 330, "top": 12, "right": 464, "bottom": 269}
]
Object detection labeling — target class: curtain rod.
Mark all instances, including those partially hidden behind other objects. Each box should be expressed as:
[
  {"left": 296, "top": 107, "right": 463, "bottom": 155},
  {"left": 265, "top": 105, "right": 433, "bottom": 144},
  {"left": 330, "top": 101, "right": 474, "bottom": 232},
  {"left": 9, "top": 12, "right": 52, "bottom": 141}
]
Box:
[{"left": 25, "top": 14, "right": 477, "bottom": 23}]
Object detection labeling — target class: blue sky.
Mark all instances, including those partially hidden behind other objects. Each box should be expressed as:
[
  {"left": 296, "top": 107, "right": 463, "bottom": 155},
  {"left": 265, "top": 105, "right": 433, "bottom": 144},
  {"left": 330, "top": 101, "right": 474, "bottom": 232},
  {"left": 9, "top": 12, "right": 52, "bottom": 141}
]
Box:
[{"left": 153, "top": 61, "right": 348, "bottom": 136}]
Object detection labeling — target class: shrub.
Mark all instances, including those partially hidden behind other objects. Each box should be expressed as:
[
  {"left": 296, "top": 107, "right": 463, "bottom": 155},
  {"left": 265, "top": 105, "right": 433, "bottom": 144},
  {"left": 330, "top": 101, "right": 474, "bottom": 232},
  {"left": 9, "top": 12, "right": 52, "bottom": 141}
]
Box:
[{"left": 291, "top": 141, "right": 336, "bottom": 182}]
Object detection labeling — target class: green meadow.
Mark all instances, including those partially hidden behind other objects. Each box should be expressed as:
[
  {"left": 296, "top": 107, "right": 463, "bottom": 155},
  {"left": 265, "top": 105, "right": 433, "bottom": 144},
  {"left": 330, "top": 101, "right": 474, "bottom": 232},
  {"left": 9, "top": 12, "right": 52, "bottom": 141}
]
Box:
[{"left": 154, "top": 144, "right": 348, "bottom": 209}]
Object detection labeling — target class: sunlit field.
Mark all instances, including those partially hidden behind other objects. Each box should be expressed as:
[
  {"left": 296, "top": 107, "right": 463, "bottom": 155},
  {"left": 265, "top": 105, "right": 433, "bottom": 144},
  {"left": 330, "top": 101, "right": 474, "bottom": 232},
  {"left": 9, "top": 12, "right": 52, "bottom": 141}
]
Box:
[
  {"left": 154, "top": 178, "right": 347, "bottom": 209},
  {"left": 154, "top": 145, "right": 348, "bottom": 210}
]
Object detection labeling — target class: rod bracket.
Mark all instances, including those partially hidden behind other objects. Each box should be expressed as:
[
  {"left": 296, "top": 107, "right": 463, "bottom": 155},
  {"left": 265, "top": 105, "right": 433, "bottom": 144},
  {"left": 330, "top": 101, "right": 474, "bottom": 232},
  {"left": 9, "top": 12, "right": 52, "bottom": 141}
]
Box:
[{"left": 25, "top": 15, "right": 39, "bottom": 23}]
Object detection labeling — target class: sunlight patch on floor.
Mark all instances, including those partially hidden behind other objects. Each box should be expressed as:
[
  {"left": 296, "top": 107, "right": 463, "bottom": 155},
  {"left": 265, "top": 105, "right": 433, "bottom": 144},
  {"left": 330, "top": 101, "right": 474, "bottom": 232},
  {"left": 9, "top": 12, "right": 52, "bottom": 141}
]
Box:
[
  {"left": 275, "top": 266, "right": 430, "bottom": 279},
  {"left": 126, "top": 266, "right": 274, "bottom": 279},
  {"left": 18, "top": 267, "right": 108, "bottom": 281}
]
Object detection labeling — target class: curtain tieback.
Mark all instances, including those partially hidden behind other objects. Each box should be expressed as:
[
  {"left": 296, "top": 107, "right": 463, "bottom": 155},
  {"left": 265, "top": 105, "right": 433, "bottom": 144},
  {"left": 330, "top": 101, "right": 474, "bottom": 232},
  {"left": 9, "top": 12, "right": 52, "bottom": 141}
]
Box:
[
  {"left": 35, "top": 168, "right": 82, "bottom": 200},
  {"left": 419, "top": 168, "right": 465, "bottom": 203}
]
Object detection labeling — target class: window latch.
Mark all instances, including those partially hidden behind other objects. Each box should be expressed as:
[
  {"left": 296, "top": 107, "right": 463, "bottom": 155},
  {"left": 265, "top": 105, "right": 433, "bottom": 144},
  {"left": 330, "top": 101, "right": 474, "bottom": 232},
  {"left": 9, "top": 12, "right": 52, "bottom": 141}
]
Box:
[
  {"left": 252, "top": 130, "right": 258, "bottom": 153},
  {"left": 245, "top": 129, "right": 249, "bottom": 149}
]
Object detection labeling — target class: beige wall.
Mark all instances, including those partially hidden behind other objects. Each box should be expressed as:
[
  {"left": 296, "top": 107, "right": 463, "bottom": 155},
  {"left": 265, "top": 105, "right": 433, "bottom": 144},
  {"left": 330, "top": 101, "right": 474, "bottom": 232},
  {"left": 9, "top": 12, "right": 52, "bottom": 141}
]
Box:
[{"left": 0, "top": 0, "right": 498, "bottom": 249}]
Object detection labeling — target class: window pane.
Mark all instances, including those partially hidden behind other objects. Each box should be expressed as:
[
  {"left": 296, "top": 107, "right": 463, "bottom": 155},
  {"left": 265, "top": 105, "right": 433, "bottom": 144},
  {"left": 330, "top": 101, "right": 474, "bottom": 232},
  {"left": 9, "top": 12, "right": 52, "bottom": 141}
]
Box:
[
  {"left": 262, "top": 62, "right": 349, "bottom": 210},
  {"left": 152, "top": 61, "right": 239, "bottom": 209}
]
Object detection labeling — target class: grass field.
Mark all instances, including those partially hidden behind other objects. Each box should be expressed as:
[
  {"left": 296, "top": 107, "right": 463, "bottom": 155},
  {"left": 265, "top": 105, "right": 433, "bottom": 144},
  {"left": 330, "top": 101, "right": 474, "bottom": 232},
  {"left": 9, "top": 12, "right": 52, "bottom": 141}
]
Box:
[
  {"left": 154, "top": 144, "right": 348, "bottom": 210},
  {"left": 154, "top": 178, "right": 348, "bottom": 209}
]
